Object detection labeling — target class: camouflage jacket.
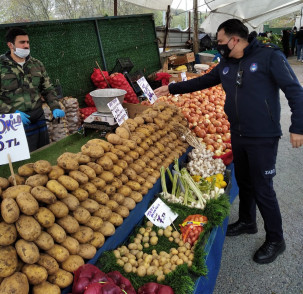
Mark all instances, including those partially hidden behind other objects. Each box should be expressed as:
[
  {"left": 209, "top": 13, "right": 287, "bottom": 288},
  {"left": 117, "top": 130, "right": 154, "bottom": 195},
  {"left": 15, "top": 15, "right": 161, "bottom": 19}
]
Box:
[{"left": 0, "top": 52, "right": 60, "bottom": 113}]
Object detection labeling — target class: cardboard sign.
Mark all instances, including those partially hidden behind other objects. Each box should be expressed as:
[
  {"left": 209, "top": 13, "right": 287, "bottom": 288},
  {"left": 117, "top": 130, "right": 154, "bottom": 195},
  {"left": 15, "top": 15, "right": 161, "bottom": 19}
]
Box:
[
  {"left": 145, "top": 198, "right": 178, "bottom": 228},
  {"left": 137, "top": 77, "right": 157, "bottom": 104},
  {"left": 0, "top": 113, "right": 30, "bottom": 165},
  {"left": 181, "top": 72, "right": 187, "bottom": 81},
  {"left": 107, "top": 98, "right": 128, "bottom": 126}
]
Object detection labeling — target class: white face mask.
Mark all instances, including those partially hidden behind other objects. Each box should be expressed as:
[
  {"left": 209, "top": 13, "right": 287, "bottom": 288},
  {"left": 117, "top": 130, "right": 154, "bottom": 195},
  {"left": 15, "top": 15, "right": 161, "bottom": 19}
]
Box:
[{"left": 14, "top": 47, "right": 30, "bottom": 59}]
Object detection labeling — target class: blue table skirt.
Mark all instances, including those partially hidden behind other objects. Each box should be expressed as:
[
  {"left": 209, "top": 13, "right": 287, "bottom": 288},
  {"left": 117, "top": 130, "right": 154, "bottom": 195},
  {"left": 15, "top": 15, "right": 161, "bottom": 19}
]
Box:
[{"left": 62, "top": 150, "right": 238, "bottom": 294}]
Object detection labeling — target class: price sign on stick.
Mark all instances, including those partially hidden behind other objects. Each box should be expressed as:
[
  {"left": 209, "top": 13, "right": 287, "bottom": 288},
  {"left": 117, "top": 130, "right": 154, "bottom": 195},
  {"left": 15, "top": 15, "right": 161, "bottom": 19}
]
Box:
[
  {"left": 0, "top": 113, "right": 30, "bottom": 166},
  {"left": 137, "top": 77, "right": 158, "bottom": 104},
  {"left": 107, "top": 98, "right": 128, "bottom": 126},
  {"left": 145, "top": 198, "right": 178, "bottom": 228}
]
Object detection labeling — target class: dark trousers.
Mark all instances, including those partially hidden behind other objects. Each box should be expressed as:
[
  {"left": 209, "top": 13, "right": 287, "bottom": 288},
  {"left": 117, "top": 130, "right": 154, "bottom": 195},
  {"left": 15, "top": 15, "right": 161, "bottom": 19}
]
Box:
[
  {"left": 231, "top": 134, "right": 283, "bottom": 242},
  {"left": 24, "top": 120, "right": 49, "bottom": 152}
]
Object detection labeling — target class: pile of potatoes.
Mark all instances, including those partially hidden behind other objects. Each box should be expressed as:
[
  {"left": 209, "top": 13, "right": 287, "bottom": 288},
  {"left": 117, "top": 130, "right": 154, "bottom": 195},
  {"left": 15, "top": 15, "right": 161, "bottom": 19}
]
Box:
[
  {"left": 0, "top": 104, "right": 189, "bottom": 293},
  {"left": 113, "top": 221, "right": 195, "bottom": 282}
]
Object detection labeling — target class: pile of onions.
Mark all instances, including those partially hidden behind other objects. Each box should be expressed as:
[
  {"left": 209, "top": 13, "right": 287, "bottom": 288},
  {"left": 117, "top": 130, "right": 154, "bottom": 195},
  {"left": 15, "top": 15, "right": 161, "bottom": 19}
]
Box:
[{"left": 158, "top": 81, "right": 231, "bottom": 156}]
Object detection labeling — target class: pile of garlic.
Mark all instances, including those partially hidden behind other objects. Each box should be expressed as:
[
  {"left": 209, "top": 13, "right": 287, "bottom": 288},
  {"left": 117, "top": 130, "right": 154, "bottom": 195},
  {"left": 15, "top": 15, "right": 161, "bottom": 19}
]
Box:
[{"left": 187, "top": 147, "right": 225, "bottom": 178}]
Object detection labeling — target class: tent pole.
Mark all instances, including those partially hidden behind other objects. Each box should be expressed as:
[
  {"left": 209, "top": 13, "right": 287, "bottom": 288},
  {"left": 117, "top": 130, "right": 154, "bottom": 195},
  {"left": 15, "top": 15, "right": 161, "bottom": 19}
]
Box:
[
  {"left": 193, "top": 0, "right": 199, "bottom": 54},
  {"left": 163, "top": 5, "right": 170, "bottom": 52},
  {"left": 114, "top": 0, "right": 118, "bottom": 16}
]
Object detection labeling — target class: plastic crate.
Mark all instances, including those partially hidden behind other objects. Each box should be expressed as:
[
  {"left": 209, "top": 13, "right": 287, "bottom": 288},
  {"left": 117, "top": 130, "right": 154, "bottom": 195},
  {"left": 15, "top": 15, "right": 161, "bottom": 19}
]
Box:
[
  {"left": 124, "top": 70, "right": 143, "bottom": 95},
  {"left": 110, "top": 58, "right": 134, "bottom": 74}
]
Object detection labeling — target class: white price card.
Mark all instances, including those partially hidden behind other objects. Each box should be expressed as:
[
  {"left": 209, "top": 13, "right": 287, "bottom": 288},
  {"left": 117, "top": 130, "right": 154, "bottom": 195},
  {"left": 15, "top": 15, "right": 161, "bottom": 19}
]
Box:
[
  {"left": 181, "top": 72, "right": 187, "bottom": 81},
  {"left": 137, "top": 76, "right": 157, "bottom": 104},
  {"left": 145, "top": 198, "right": 178, "bottom": 228},
  {"left": 107, "top": 98, "right": 128, "bottom": 126},
  {"left": 0, "top": 113, "right": 30, "bottom": 165}
]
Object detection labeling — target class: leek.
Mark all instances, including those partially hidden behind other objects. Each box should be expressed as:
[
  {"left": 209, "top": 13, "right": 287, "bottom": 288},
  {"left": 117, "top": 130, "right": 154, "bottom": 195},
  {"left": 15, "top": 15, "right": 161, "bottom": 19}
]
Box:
[
  {"left": 166, "top": 167, "right": 174, "bottom": 184},
  {"left": 160, "top": 166, "right": 167, "bottom": 193},
  {"left": 172, "top": 173, "right": 179, "bottom": 196}
]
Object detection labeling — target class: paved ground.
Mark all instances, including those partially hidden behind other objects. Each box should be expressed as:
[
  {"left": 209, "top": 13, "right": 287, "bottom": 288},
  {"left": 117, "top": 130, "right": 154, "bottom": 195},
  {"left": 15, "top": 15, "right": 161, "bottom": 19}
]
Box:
[{"left": 213, "top": 56, "right": 303, "bottom": 294}]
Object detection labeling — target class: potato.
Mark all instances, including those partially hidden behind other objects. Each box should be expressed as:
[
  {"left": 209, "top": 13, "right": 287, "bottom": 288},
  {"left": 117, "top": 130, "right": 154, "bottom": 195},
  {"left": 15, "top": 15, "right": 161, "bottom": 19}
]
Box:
[
  {"left": 134, "top": 116, "right": 144, "bottom": 125},
  {"left": 46, "top": 180, "right": 68, "bottom": 199},
  {"left": 87, "top": 138, "right": 113, "bottom": 152},
  {"left": 37, "top": 254, "right": 59, "bottom": 275},
  {"left": 121, "top": 139, "right": 137, "bottom": 150},
  {"left": 16, "top": 239, "right": 40, "bottom": 264},
  {"left": 76, "top": 152, "right": 90, "bottom": 164},
  {"left": 81, "top": 199, "right": 99, "bottom": 213},
  {"left": 48, "top": 165, "right": 65, "bottom": 180},
  {"left": 1, "top": 198, "right": 20, "bottom": 223},
  {"left": 104, "top": 152, "right": 119, "bottom": 163},
  {"left": 136, "top": 175, "right": 146, "bottom": 185},
  {"left": 85, "top": 216, "right": 103, "bottom": 231},
  {"left": 96, "top": 155, "right": 114, "bottom": 171},
  {"left": 118, "top": 185, "right": 132, "bottom": 197},
  {"left": 34, "top": 232, "right": 54, "bottom": 250},
  {"left": 25, "top": 174, "right": 48, "bottom": 187},
  {"left": 106, "top": 199, "right": 119, "bottom": 210},
  {"left": 72, "top": 188, "right": 89, "bottom": 201},
  {"left": 99, "top": 171, "right": 115, "bottom": 183},
  {"left": 125, "top": 118, "right": 138, "bottom": 131},
  {"left": 34, "top": 207, "right": 55, "bottom": 228},
  {"left": 0, "top": 246, "right": 18, "bottom": 277},
  {"left": 34, "top": 160, "right": 52, "bottom": 174},
  {"left": 57, "top": 153, "right": 79, "bottom": 171},
  {"left": 46, "top": 244, "right": 69, "bottom": 263},
  {"left": 93, "top": 205, "right": 112, "bottom": 221},
  {"left": 22, "top": 264, "right": 48, "bottom": 285},
  {"left": 73, "top": 206, "right": 91, "bottom": 224},
  {"left": 103, "top": 185, "right": 116, "bottom": 195},
  {"left": 2, "top": 184, "right": 31, "bottom": 199},
  {"left": 9, "top": 174, "right": 25, "bottom": 185},
  {"left": 16, "top": 191, "right": 39, "bottom": 215},
  {"left": 58, "top": 175, "right": 79, "bottom": 191},
  {"left": 0, "top": 222, "right": 17, "bottom": 246},
  {"left": 80, "top": 182, "right": 97, "bottom": 195},
  {"left": 115, "top": 205, "right": 130, "bottom": 218},
  {"left": 111, "top": 177, "right": 123, "bottom": 189},
  {"left": 108, "top": 212, "right": 123, "bottom": 226},
  {"left": 61, "top": 255, "right": 85, "bottom": 273},
  {"left": 110, "top": 148, "right": 125, "bottom": 159},
  {"left": 18, "top": 163, "right": 34, "bottom": 177},
  {"left": 129, "top": 163, "right": 143, "bottom": 174},
  {"left": 129, "top": 191, "right": 143, "bottom": 203},
  {"left": 72, "top": 226, "right": 94, "bottom": 244},
  {"left": 123, "top": 154, "right": 134, "bottom": 164},
  {"left": 86, "top": 162, "right": 103, "bottom": 175},
  {"left": 126, "top": 180, "right": 141, "bottom": 191},
  {"left": 110, "top": 193, "right": 125, "bottom": 204},
  {"left": 32, "top": 281, "right": 61, "bottom": 294},
  {"left": 107, "top": 133, "right": 123, "bottom": 145},
  {"left": 89, "top": 231, "right": 105, "bottom": 248},
  {"left": 118, "top": 174, "right": 129, "bottom": 184},
  {"left": 31, "top": 186, "right": 57, "bottom": 204},
  {"left": 90, "top": 190, "right": 109, "bottom": 205},
  {"left": 81, "top": 142, "right": 104, "bottom": 158},
  {"left": 78, "top": 165, "right": 96, "bottom": 179},
  {"left": 139, "top": 185, "right": 149, "bottom": 195},
  {"left": 99, "top": 221, "right": 115, "bottom": 236},
  {"left": 61, "top": 236, "right": 80, "bottom": 255},
  {"left": 129, "top": 134, "right": 142, "bottom": 144},
  {"left": 48, "top": 269, "right": 73, "bottom": 288},
  {"left": 110, "top": 165, "right": 123, "bottom": 176},
  {"left": 115, "top": 144, "right": 130, "bottom": 153},
  {"left": 77, "top": 244, "right": 97, "bottom": 259},
  {"left": 90, "top": 177, "right": 106, "bottom": 189},
  {"left": 124, "top": 167, "right": 137, "bottom": 180},
  {"left": 143, "top": 180, "right": 154, "bottom": 190},
  {"left": 16, "top": 215, "right": 41, "bottom": 241},
  {"left": 47, "top": 223, "right": 67, "bottom": 243},
  {"left": 115, "top": 126, "right": 130, "bottom": 139},
  {"left": 0, "top": 272, "right": 29, "bottom": 294},
  {"left": 61, "top": 194, "right": 80, "bottom": 211},
  {"left": 122, "top": 197, "right": 136, "bottom": 210},
  {"left": 48, "top": 201, "right": 69, "bottom": 218}
]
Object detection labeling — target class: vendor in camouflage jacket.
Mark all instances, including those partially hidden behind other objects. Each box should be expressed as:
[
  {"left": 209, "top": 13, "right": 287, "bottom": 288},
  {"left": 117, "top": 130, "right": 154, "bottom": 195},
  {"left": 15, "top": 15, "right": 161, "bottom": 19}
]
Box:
[{"left": 0, "top": 27, "right": 65, "bottom": 151}]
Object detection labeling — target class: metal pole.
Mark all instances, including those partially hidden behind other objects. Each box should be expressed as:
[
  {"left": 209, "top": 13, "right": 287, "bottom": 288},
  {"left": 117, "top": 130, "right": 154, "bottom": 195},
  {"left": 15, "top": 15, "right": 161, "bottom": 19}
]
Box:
[
  {"left": 114, "top": 0, "right": 118, "bottom": 16},
  {"left": 193, "top": 0, "right": 199, "bottom": 54},
  {"left": 163, "top": 5, "right": 170, "bottom": 52},
  {"left": 94, "top": 20, "right": 108, "bottom": 71}
]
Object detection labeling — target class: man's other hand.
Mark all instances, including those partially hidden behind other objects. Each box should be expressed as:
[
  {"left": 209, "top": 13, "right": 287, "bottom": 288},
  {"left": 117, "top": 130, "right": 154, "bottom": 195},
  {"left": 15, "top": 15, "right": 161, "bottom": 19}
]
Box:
[
  {"left": 52, "top": 109, "right": 65, "bottom": 118},
  {"left": 15, "top": 110, "right": 30, "bottom": 125},
  {"left": 154, "top": 85, "right": 170, "bottom": 98},
  {"left": 290, "top": 133, "right": 303, "bottom": 148}
]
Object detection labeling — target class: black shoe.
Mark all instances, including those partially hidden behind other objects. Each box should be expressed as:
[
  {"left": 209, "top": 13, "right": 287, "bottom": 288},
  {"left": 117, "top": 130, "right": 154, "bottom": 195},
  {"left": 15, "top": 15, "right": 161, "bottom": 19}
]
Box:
[
  {"left": 253, "top": 239, "right": 286, "bottom": 264},
  {"left": 226, "top": 220, "right": 258, "bottom": 236}
]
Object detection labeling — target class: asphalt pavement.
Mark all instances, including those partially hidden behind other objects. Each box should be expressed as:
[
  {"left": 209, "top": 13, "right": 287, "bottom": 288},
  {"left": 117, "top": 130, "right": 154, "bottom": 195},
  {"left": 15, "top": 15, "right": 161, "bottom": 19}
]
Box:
[{"left": 213, "top": 56, "right": 303, "bottom": 294}]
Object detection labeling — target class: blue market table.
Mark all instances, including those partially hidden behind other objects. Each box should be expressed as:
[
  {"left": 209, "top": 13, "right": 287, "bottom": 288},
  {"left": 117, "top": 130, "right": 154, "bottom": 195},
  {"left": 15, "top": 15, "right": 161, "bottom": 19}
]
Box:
[{"left": 62, "top": 149, "right": 238, "bottom": 294}]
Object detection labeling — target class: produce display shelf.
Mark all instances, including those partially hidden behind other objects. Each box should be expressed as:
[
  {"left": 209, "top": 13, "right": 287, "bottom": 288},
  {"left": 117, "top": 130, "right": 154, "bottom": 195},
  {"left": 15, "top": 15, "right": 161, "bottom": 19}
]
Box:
[{"left": 61, "top": 151, "right": 238, "bottom": 294}]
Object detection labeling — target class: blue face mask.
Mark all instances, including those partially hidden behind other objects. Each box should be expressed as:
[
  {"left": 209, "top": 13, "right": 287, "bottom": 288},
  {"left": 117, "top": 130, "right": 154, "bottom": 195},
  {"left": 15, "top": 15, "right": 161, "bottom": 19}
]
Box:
[{"left": 14, "top": 47, "right": 30, "bottom": 59}]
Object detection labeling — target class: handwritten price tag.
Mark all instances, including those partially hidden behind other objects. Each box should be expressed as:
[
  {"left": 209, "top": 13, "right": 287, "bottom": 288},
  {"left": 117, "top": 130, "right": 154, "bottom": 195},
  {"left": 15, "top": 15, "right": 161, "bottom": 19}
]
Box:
[
  {"left": 145, "top": 198, "right": 178, "bottom": 228},
  {"left": 181, "top": 72, "right": 187, "bottom": 81},
  {"left": 0, "top": 114, "right": 30, "bottom": 165},
  {"left": 107, "top": 98, "right": 128, "bottom": 126},
  {"left": 137, "top": 77, "right": 157, "bottom": 104}
]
